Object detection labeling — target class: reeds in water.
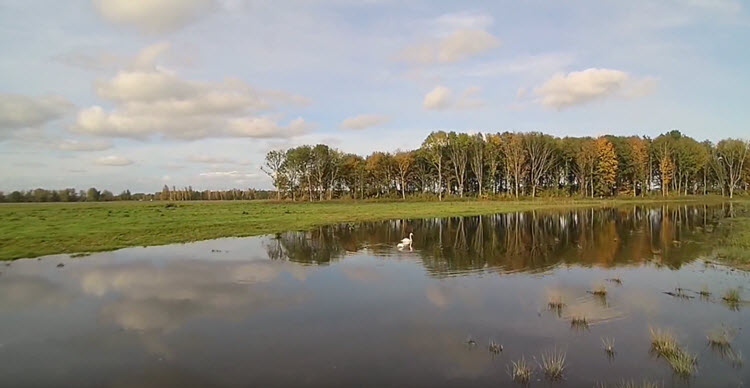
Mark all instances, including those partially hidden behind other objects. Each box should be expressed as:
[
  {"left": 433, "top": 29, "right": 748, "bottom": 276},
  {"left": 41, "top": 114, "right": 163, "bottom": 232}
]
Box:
[
  {"left": 537, "top": 348, "right": 566, "bottom": 381},
  {"left": 507, "top": 357, "right": 532, "bottom": 384}
]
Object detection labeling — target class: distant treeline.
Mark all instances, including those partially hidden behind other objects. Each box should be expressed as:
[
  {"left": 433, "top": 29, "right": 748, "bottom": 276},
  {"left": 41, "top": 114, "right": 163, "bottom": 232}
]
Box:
[
  {"left": 0, "top": 187, "right": 275, "bottom": 203},
  {"left": 262, "top": 130, "right": 750, "bottom": 201}
]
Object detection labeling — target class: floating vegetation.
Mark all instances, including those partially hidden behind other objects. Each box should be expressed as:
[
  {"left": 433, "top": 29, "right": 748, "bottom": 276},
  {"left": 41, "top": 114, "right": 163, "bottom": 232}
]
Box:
[
  {"left": 508, "top": 357, "right": 532, "bottom": 384},
  {"left": 606, "top": 277, "right": 623, "bottom": 285},
  {"left": 722, "top": 288, "right": 742, "bottom": 310},
  {"left": 649, "top": 328, "right": 697, "bottom": 377},
  {"left": 728, "top": 350, "right": 743, "bottom": 368},
  {"left": 488, "top": 340, "right": 503, "bottom": 355},
  {"left": 537, "top": 348, "right": 566, "bottom": 381},
  {"left": 465, "top": 336, "right": 477, "bottom": 347},
  {"left": 699, "top": 285, "right": 711, "bottom": 298},
  {"left": 570, "top": 316, "right": 589, "bottom": 331},
  {"left": 602, "top": 337, "right": 616, "bottom": 356}
]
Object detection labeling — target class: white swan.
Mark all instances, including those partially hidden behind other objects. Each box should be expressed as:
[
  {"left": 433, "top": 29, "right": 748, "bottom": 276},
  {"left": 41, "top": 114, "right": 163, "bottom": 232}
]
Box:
[{"left": 400, "top": 233, "right": 413, "bottom": 245}]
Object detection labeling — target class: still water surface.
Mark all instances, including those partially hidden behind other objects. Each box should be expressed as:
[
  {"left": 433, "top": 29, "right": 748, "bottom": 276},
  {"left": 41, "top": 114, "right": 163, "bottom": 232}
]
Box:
[{"left": 1, "top": 205, "right": 748, "bottom": 387}]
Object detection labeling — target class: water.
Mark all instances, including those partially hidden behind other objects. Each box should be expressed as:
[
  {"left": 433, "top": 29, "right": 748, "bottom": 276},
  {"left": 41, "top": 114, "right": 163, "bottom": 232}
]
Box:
[{"left": 0, "top": 204, "right": 748, "bottom": 387}]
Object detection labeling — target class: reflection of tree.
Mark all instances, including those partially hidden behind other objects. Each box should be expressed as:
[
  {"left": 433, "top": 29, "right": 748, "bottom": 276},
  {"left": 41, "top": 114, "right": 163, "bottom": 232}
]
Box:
[{"left": 264, "top": 205, "right": 730, "bottom": 274}]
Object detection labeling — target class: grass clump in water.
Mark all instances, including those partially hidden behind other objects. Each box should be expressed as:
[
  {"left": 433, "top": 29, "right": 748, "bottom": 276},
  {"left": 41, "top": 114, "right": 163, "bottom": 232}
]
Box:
[
  {"left": 547, "top": 295, "right": 564, "bottom": 315},
  {"left": 602, "top": 337, "right": 616, "bottom": 356},
  {"left": 596, "top": 380, "right": 662, "bottom": 388},
  {"left": 707, "top": 326, "right": 734, "bottom": 351},
  {"left": 536, "top": 348, "right": 566, "bottom": 381},
  {"left": 699, "top": 285, "right": 711, "bottom": 298},
  {"left": 649, "top": 328, "right": 697, "bottom": 377},
  {"left": 570, "top": 316, "right": 589, "bottom": 331},
  {"left": 722, "top": 288, "right": 741, "bottom": 303},
  {"left": 590, "top": 284, "right": 608, "bottom": 296},
  {"left": 507, "top": 357, "right": 532, "bottom": 384}
]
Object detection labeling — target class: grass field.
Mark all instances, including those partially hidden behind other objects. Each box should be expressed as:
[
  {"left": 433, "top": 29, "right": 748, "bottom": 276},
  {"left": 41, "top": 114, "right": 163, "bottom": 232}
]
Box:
[{"left": 0, "top": 196, "right": 747, "bottom": 260}]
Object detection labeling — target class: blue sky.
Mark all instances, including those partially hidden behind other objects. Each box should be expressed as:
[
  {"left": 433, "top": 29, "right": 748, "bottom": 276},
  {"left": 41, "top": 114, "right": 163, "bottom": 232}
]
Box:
[{"left": 0, "top": 0, "right": 748, "bottom": 192}]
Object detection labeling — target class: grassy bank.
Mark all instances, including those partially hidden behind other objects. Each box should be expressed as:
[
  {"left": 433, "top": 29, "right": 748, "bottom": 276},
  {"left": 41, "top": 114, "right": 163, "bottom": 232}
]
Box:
[{"left": 0, "top": 196, "right": 743, "bottom": 260}]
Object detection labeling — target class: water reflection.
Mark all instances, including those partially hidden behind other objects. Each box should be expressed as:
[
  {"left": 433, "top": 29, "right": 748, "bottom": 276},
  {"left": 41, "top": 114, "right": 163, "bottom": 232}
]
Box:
[{"left": 266, "top": 204, "right": 733, "bottom": 273}]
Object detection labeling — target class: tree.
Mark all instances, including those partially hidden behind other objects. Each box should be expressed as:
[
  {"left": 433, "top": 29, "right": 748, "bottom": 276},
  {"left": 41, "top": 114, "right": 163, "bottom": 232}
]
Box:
[
  {"left": 627, "top": 137, "right": 649, "bottom": 196},
  {"left": 87, "top": 187, "right": 101, "bottom": 202},
  {"left": 422, "top": 131, "right": 448, "bottom": 200},
  {"left": 262, "top": 150, "right": 286, "bottom": 200},
  {"left": 469, "top": 133, "right": 486, "bottom": 196},
  {"left": 594, "top": 137, "right": 618, "bottom": 196},
  {"left": 485, "top": 133, "right": 503, "bottom": 194},
  {"left": 525, "top": 132, "right": 557, "bottom": 198},
  {"left": 446, "top": 132, "right": 471, "bottom": 197},
  {"left": 717, "top": 139, "right": 750, "bottom": 198},
  {"left": 161, "top": 185, "right": 170, "bottom": 201},
  {"left": 499, "top": 132, "right": 527, "bottom": 199},
  {"left": 393, "top": 151, "right": 414, "bottom": 199}
]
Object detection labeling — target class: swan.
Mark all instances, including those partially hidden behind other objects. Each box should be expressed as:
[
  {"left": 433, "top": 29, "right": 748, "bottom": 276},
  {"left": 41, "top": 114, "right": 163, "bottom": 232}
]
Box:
[{"left": 400, "top": 233, "right": 413, "bottom": 245}]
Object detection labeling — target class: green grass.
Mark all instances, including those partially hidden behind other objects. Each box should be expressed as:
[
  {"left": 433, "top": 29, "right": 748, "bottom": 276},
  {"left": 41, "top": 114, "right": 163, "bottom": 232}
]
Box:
[
  {"left": 649, "top": 328, "right": 697, "bottom": 377},
  {"left": 0, "top": 196, "right": 743, "bottom": 261}
]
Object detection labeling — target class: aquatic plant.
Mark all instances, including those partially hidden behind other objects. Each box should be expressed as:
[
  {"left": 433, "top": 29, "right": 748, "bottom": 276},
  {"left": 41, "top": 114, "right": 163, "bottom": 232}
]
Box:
[
  {"left": 707, "top": 326, "right": 734, "bottom": 351},
  {"left": 728, "top": 350, "right": 743, "bottom": 368},
  {"left": 547, "top": 296, "right": 564, "bottom": 315},
  {"left": 488, "top": 340, "right": 502, "bottom": 354},
  {"left": 591, "top": 284, "right": 608, "bottom": 296},
  {"left": 649, "top": 328, "right": 678, "bottom": 357},
  {"left": 606, "top": 277, "right": 623, "bottom": 285},
  {"left": 570, "top": 316, "right": 589, "bottom": 330},
  {"left": 722, "top": 288, "right": 741, "bottom": 303},
  {"left": 649, "top": 328, "right": 697, "bottom": 377},
  {"left": 596, "top": 380, "right": 662, "bottom": 388},
  {"left": 602, "top": 337, "right": 616, "bottom": 356},
  {"left": 537, "top": 348, "right": 566, "bottom": 381},
  {"left": 665, "top": 348, "right": 697, "bottom": 377},
  {"left": 699, "top": 285, "right": 711, "bottom": 297},
  {"left": 507, "top": 357, "right": 532, "bottom": 384}
]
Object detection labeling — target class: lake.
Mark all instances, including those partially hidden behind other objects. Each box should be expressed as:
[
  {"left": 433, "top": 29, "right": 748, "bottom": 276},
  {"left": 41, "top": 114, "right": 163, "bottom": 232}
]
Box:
[{"left": 0, "top": 204, "right": 748, "bottom": 387}]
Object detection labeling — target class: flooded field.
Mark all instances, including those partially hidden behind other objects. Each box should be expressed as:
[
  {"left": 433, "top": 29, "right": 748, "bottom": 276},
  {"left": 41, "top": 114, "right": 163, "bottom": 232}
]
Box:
[{"left": 0, "top": 204, "right": 748, "bottom": 387}]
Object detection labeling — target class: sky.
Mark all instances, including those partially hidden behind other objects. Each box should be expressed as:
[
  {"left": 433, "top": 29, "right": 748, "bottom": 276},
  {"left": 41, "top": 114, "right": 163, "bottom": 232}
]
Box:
[{"left": 1, "top": 0, "right": 748, "bottom": 193}]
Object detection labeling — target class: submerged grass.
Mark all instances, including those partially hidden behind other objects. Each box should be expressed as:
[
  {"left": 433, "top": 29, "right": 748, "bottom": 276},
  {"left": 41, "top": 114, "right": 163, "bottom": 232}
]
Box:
[
  {"left": 712, "top": 216, "right": 750, "bottom": 270},
  {"left": 570, "top": 316, "right": 589, "bottom": 330},
  {"left": 596, "top": 380, "right": 662, "bottom": 388},
  {"left": 0, "top": 197, "right": 741, "bottom": 260},
  {"left": 602, "top": 337, "right": 616, "bottom": 356}
]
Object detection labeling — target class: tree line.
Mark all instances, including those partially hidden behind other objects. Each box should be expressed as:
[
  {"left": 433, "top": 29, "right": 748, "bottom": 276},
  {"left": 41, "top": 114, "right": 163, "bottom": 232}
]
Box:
[
  {"left": 0, "top": 187, "right": 274, "bottom": 203},
  {"left": 262, "top": 130, "right": 750, "bottom": 201}
]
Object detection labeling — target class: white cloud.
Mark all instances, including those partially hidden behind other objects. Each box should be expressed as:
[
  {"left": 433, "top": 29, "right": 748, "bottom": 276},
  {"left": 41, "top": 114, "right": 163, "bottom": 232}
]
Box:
[
  {"left": 533, "top": 68, "right": 656, "bottom": 109},
  {"left": 423, "top": 86, "right": 452, "bottom": 110},
  {"left": 198, "top": 171, "right": 257, "bottom": 179},
  {"left": 72, "top": 43, "right": 311, "bottom": 140},
  {"left": 93, "top": 0, "right": 217, "bottom": 34},
  {"left": 187, "top": 155, "right": 236, "bottom": 164},
  {"left": 399, "top": 29, "right": 500, "bottom": 64},
  {"left": 0, "top": 94, "right": 72, "bottom": 131},
  {"left": 423, "top": 85, "right": 484, "bottom": 111},
  {"left": 95, "top": 155, "right": 134, "bottom": 166},
  {"left": 58, "top": 139, "right": 113, "bottom": 152},
  {"left": 340, "top": 114, "right": 388, "bottom": 130}
]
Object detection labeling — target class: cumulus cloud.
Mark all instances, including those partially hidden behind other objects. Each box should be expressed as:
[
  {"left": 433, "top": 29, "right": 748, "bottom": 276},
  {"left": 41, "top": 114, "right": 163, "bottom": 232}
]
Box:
[
  {"left": 72, "top": 43, "right": 311, "bottom": 140},
  {"left": 423, "top": 86, "right": 452, "bottom": 110},
  {"left": 533, "top": 68, "right": 656, "bottom": 109},
  {"left": 398, "top": 12, "right": 499, "bottom": 65},
  {"left": 424, "top": 85, "right": 484, "bottom": 110},
  {"left": 399, "top": 29, "right": 500, "bottom": 64},
  {"left": 339, "top": 114, "right": 388, "bottom": 130},
  {"left": 93, "top": 0, "right": 217, "bottom": 34},
  {"left": 0, "top": 94, "right": 72, "bottom": 131},
  {"left": 95, "top": 155, "right": 134, "bottom": 166},
  {"left": 58, "top": 139, "right": 113, "bottom": 151}
]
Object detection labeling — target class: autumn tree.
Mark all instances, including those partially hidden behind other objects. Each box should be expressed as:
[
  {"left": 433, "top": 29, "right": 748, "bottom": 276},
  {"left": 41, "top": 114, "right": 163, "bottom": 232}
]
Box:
[
  {"left": 525, "top": 132, "right": 557, "bottom": 198},
  {"left": 393, "top": 151, "right": 414, "bottom": 199},
  {"left": 594, "top": 137, "right": 618, "bottom": 196},
  {"left": 421, "top": 131, "right": 448, "bottom": 200}
]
